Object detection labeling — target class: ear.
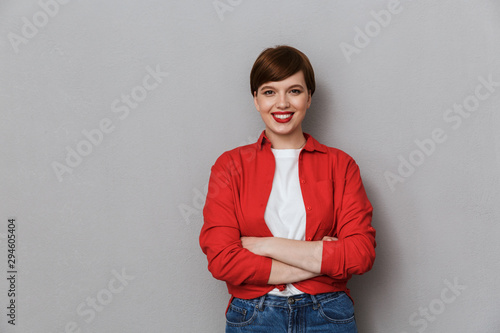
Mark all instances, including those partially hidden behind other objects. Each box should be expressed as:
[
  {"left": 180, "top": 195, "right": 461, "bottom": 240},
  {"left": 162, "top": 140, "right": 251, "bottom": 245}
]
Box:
[{"left": 253, "top": 91, "right": 260, "bottom": 111}]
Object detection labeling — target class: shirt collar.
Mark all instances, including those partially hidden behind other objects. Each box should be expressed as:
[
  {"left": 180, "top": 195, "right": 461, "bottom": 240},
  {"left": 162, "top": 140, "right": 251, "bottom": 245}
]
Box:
[{"left": 256, "top": 130, "right": 327, "bottom": 153}]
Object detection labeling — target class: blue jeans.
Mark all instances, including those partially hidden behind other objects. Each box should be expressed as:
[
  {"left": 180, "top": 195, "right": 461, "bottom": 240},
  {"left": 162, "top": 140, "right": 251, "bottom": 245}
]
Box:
[{"left": 225, "top": 292, "right": 357, "bottom": 333}]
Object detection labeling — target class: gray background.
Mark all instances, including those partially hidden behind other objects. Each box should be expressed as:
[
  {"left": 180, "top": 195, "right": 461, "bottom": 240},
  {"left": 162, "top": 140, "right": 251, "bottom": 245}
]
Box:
[{"left": 1, "top": 0, "right": 499, "bottom": 332}]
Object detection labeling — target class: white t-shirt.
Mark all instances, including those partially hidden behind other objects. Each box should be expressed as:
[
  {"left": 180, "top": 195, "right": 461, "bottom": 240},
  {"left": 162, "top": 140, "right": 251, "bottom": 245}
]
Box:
[{"left": 265, "top": 148, "right": 306, "bottom": 296}]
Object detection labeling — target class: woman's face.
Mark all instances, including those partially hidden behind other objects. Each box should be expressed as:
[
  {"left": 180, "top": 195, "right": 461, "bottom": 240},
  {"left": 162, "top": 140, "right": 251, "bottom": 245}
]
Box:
[{"left": 253, "top": 71, "right": 311, "bottom": 141}]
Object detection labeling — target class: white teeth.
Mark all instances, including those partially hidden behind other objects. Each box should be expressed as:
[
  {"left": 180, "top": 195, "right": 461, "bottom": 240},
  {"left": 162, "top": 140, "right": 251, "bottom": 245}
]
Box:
[{"left": 274, "top": 113, "right": 292, "bottom": 119}]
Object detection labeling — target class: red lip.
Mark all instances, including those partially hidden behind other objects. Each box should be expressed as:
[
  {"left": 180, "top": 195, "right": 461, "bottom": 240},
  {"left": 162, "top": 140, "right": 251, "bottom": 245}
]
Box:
[{"left": 272, "top": 112, "right": 294, "bottom": 123}]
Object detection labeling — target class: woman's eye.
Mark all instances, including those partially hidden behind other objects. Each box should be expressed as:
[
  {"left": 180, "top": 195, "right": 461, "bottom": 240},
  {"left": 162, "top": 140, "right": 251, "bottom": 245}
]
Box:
[
  {"left": 290, "top": 89, "right": 302, "bottom": 94},
  {"left": 263, "top": 90, "right": 274, "bottom": 95}
]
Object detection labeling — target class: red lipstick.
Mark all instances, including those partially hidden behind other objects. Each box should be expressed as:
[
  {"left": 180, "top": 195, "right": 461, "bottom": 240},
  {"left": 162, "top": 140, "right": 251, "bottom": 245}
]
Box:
[{"left": 272, "top": 112, "right": 294, "bottom": 123}]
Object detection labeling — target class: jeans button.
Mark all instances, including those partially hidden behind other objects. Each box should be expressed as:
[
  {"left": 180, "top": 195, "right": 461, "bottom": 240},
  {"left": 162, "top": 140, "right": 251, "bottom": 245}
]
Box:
[{"left": 287, "top": 298, "right": 295, "bottom": 304}]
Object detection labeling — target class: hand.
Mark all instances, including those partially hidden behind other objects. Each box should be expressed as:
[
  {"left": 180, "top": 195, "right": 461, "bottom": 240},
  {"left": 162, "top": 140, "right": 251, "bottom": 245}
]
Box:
[
  {"left": 322, "top": 236, "right": 338, "bottom": 242},
  {"left": 241, "top": 236, "right": 269, "bottom": 256}
]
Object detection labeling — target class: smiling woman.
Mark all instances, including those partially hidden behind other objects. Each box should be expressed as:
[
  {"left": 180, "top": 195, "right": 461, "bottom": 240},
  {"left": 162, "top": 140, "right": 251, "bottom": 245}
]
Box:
[
  {"left": 253, "top": 71, "right": 311, "bottom": 148},
  {"left": 200, "top": 45, "right": 376, "bottom": 332},
  {"left": 251, "top": 46, "right": 314, "bottom": 150}
]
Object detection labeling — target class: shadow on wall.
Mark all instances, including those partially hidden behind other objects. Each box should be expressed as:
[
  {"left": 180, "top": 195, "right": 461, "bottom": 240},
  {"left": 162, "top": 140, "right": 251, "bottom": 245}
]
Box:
[
  {"left": 301, "top": 79, "right": 337, "bottom": 142},
  {"left": 347, "top": 175, "right": 397, "bottom": 331}
]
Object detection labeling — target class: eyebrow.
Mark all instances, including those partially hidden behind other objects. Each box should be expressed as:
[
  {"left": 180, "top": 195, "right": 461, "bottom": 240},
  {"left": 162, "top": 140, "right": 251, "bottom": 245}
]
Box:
[{"left": 259, "top": 84, "right": 305, "bottom": 91}]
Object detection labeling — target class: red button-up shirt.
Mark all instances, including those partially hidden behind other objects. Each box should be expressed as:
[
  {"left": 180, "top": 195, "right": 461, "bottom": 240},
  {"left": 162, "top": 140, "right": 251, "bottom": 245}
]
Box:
[{"left": 200, "top": 130, "right": 376, "bottom": 300}]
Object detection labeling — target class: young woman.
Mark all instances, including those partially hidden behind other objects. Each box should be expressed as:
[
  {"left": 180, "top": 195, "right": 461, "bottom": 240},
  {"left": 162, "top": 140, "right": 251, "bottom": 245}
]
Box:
[{"left": 200, "top": 45, "right": 376, "bottom": 332}]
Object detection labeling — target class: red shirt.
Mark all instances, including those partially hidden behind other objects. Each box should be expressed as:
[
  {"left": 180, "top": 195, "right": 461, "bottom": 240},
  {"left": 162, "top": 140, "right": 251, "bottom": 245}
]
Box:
[{"left": 199, "top": 130, "right": 376, "bottom": 300}]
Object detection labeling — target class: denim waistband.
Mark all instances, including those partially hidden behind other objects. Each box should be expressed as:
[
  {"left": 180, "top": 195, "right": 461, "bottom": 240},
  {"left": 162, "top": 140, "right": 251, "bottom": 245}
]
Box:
[{"left": 236, "top": 291, "right": 345, "bottom": 310}]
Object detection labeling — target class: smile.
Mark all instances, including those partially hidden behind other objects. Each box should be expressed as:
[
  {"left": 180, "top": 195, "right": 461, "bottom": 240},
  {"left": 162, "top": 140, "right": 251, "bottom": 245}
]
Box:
[{"left": 272, "top": 112, "right": 294, "bottom": 123}]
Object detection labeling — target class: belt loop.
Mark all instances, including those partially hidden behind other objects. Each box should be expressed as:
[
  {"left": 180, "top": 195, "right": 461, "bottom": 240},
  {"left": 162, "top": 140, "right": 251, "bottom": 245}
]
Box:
[
  {"left": 257, "top": 294, "right": 266, "bottom": 312},
  {"left": 310, "top": 294, "right": 319, "bottom": 310}
]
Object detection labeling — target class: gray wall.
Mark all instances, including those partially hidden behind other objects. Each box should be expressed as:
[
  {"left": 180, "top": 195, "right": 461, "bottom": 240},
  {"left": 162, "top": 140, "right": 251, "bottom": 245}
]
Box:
[{"left": 1, "top": 0, "right": 499, "bottom": 332}]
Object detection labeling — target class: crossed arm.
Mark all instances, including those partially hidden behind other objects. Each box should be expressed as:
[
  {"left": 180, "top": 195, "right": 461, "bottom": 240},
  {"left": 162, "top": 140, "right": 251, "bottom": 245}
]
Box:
[
  {"left": 241, "top": 236, "right": 338, "bottom": 284},
  {"left": 201, "top": 153, "right": 376, "bottom": 287}
]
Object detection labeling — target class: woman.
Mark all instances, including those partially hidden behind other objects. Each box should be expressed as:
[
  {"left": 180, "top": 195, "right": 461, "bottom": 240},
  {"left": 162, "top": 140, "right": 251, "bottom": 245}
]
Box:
[{"left": 200, "top": 45, "right": 376, "bottom": 332}]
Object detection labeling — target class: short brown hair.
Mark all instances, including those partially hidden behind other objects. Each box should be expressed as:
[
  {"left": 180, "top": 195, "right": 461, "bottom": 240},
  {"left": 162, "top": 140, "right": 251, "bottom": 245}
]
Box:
[{"left": 250, "top": 45, "right": 315, "bottom": 96}]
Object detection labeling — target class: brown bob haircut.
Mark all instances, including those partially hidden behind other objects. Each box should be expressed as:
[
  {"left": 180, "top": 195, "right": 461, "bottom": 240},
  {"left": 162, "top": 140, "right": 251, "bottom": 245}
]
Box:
[{"left": 250, "top": 45, "right": 315, "bottom": 96}]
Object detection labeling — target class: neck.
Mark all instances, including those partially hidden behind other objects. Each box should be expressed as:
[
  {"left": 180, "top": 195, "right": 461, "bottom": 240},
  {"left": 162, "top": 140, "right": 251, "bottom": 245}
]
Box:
[{"left": 265, "top": 129, "right": 306, "bottom": 149}]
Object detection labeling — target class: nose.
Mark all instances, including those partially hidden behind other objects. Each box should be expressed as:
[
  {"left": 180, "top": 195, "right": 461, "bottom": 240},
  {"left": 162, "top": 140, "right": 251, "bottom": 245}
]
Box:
[{"left": 277, "top": 94, "right": 289, "bottom": 109}]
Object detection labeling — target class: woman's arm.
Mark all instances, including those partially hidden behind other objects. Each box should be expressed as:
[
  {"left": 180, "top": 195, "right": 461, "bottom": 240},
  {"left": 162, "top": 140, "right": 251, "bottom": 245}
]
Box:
[
  {"left": 268, "top": 259, "right": 320, "bottom": 284},
  {"left": 320, "top": 159, "right": 376, "bottom": 279},
  {"left": 200, "top": 153, "right": 273, "bottom": 286},
  {"left": 242, "top": 236, "right": 338, "bottom": 277}
]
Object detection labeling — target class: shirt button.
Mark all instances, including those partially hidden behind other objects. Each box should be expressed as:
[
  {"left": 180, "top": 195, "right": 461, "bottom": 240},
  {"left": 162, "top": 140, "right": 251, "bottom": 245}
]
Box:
[
  {"left": 287, "top": 298, "right": 295, "bottom": 304},
  {"left": 307, "top": 206, "right": 312, "bottom": 211},
  {"left": 306, "top": 237, "right": 312, "bottom": 241},
  {"left": 301, "top": 179, "right": 306, "bottom": 184}
]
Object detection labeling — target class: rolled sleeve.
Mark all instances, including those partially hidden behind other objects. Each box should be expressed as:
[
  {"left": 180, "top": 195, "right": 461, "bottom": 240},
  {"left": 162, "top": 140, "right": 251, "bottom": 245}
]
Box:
[
  {"left": 321, "top": 158, "right": 376, "bottom": 279},
  {"left": 199, "top": 153, "right": 272, "bottom": 286}
]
